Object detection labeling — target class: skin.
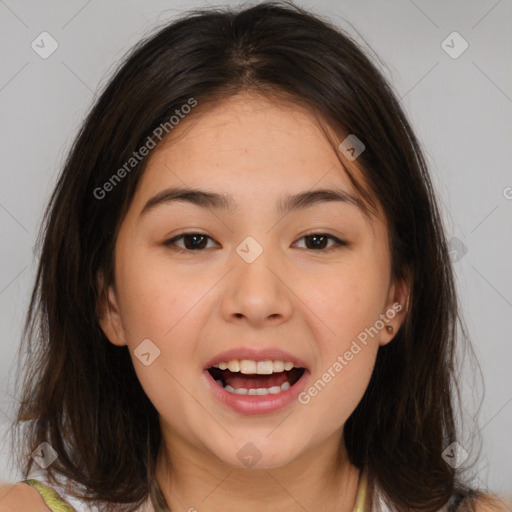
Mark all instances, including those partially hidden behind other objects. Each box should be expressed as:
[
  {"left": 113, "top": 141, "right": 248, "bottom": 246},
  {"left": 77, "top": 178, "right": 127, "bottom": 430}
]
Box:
[
  {"left": 97, "top": 91, "right": 410, "bottom": 512},
  {"left": 0, "top": 93, "right": 506, "bottom": 512},
  {"left": 0, "top": 92, "right": 507, "bottom": 512}
]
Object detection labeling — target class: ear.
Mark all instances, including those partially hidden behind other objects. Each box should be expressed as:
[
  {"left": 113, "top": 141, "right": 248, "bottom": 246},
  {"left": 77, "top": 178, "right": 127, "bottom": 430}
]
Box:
[
  {"left": 378, "top": 271, "right": 411, "bottom": 347},
  {"left": 96, "top": 271, "right": 127, "bottom": 347}
]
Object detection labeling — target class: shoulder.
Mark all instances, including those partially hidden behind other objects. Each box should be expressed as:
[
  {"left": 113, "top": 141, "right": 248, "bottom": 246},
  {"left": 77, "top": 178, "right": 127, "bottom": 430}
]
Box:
[{"left": 0, "top": 482, "right": 49, "bottom": 511}]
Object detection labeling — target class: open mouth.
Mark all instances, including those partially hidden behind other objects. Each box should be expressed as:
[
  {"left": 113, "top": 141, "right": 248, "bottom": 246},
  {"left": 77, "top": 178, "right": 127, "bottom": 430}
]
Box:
[{"left": 207, "top": 360, "right": 306, "bottom": 396}]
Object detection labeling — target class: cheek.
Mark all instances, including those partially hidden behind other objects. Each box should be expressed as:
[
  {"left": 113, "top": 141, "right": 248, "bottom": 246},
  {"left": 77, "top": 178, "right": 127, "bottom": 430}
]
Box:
[
  {"left": 302, "top": 248, "right": 389, "bottom": 425},
  {"left": 300, "top": 305, "right": 378, "bottom": 426},
  {"left": 114, "top": 251, "right": 207, "bottom": 426},
  {"left": 307, "top": 260, "right": 389, "bottom": 342},
  {"left": 333, "top": 354, "right": 375, "bottom": 420},
  {"left": 115, "top": 245, "right": 200, "bottom": 341},
  {"left": 297, "top": 342, "right": 377, "bottom": 444},
  {"left": 114, "top": 245, "right": 213, "bottom": 386}
]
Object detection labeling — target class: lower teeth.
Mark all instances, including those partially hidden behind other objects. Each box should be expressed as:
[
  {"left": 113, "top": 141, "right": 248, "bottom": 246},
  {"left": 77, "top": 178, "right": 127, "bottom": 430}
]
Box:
[{"left": 215, "top": 380, "right": 290, "bottom": 395}]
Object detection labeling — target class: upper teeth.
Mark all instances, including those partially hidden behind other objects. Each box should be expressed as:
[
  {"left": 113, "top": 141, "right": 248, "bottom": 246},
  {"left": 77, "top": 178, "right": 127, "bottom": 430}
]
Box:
[{"left": 212, "top": 360, "right": 296, "bottom": 374}]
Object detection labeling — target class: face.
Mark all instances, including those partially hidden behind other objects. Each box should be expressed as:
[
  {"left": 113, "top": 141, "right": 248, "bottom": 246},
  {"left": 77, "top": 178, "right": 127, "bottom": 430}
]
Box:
[{"left": 99, "top": 91, "right": 408, "bottom": 470}]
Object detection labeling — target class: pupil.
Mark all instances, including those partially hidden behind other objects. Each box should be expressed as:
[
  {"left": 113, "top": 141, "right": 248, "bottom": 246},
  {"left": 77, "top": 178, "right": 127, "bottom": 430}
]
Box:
[
  {"left": 184, "top": 234, "right": 207, "bottom": 250},
  {"left": 307, "top": 235, "right": 327, "bottom": 250}
]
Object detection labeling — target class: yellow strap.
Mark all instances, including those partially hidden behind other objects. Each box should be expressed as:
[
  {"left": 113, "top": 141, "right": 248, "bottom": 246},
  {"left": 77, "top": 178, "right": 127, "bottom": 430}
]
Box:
[
  {"left": 23, "top": 479, "right": 75, "bottom": 512},
  {"left": 353, "top": 469, "right": 368, "bottom": 512}
]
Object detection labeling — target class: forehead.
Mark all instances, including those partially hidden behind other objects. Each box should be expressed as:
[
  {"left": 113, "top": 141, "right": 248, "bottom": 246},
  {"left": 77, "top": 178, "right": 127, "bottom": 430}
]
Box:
[
  {"left": 128, "top": 92, "right": 384, "bottom": 230},
  {"left": 142, "top": 93, "right": 365, "bottom": 197}
]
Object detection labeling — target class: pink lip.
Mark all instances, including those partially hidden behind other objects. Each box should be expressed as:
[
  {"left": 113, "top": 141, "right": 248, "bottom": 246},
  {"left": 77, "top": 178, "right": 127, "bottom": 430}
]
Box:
[
  {"left": 202, "top": 368, "right": 309, "bottom": 415},
  {"left": 203, "top": 347, "right": 310, "bottom": 371}
]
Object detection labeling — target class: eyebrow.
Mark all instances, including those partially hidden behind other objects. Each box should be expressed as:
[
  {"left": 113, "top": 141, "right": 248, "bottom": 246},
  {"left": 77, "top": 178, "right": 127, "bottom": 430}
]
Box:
[{"left": 140, "top": 186, "right": 370, "bottom": 218}]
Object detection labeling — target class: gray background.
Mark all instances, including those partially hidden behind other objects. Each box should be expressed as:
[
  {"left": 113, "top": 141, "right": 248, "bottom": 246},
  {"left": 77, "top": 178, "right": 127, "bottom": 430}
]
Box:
[{"left": 1, "top": 0, "right": 511, "bottom": 502}]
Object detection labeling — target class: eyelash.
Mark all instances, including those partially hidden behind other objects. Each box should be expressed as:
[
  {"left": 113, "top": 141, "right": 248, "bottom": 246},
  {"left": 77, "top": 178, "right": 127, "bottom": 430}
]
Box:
[{"left": 163, "top": 232, "right": 348, "bottom": 253}]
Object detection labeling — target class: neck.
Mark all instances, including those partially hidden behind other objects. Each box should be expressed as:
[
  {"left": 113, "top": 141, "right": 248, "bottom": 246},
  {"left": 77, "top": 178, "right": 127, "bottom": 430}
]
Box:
[{"left": 154, "top": 426, "right": 361, "bottom": 512}]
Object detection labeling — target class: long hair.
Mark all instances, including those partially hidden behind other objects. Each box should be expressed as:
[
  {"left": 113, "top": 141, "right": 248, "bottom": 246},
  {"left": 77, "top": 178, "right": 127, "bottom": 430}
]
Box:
[{"left": 9, "top": 2, "right": 492, "bottom": 510}]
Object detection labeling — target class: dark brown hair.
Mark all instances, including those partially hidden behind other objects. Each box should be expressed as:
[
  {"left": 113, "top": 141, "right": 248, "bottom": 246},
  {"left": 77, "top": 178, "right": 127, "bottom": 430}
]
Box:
[{"left": 8, "top": 2, "right": 500, "bottom": 511}]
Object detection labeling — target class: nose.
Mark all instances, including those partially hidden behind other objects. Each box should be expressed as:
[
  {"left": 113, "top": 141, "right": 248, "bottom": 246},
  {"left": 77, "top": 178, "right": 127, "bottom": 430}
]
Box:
[{"left": 220, "top": 244, "right": 294, "bottom": 327}]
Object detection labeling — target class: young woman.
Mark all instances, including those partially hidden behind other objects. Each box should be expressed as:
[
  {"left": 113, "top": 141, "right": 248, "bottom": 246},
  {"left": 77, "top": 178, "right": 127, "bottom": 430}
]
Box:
[{"left": 0, "top": 2, "right": 508, "bottom": 511}]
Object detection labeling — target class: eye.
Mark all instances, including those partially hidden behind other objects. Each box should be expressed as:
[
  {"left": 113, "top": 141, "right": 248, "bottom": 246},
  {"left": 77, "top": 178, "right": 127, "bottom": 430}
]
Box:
[
  {"left": 163, "top": 232, "right": 218, "bottom": 251},
  {"left": 293, "top": 233, "right": 347, "bottom": 251},
  {"left": 164, "top": 232, "right": 347, "bottom": 253}
]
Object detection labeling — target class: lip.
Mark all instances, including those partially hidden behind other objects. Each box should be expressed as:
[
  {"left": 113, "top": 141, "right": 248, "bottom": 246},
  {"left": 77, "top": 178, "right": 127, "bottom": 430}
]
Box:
[
  {"left": 203, "top": 347, "right": 310, "bottom": 371},
  {"left": 202, "top": 367, "right": 310, "bottom": 415}
]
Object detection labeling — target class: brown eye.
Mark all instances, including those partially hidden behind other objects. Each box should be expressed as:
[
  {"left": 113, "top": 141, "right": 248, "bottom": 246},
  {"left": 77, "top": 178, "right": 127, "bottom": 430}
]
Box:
[
  {"left": 163, "top": 232, "right": 347, "bottom": 253},
  {"left": 164, "top": 233, "right": 217, "bottom": 251},
  {"left": 294, "top": 233, "right": 347, "bottom": 251}
]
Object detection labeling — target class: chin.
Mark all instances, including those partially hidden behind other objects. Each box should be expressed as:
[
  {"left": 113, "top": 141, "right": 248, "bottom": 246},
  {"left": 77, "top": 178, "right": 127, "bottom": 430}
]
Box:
[{"left": 206, "top": 435, "right": 307, "bottom": 470}]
